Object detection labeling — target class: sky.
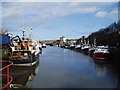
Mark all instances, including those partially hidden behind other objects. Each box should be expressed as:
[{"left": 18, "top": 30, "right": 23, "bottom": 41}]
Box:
[{"left": 0, "top": 0, "right": 119, "bottom": 40}]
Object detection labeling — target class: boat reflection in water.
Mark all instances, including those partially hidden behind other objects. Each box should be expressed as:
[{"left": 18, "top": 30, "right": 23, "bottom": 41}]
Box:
[
  {"left": 9, "top": 62, "right": 39, "bottom": 88},
  {"left": 93, "top": 60, "right": 110, "bottom": 75},
  {"left": 93, "top": 59, "right": 120, "bottom": 88}
]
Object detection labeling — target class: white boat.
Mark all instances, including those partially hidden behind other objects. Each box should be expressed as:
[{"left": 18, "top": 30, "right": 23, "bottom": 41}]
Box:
[
  {"left": 81, "top": 45, "right": 89, "bottom": 51},
  {"left": 75, "top": 44, "right": 81, "bottom": 50},
  {"left": 69, "top": 44, "right": 75, "bottom": 49}
]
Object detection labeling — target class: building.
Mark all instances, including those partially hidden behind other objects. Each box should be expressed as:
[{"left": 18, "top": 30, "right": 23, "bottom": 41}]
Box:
[
  {"left": 59, "top": 36, "right": 67, "bottom": 46},
  {"left": 60, "top": 36, "right": 67, "bottom": 43}
]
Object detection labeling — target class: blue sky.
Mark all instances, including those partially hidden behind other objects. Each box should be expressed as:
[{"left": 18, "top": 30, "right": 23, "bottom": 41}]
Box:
[{"left": 1, "top": 1, "right": 119, "bottom": 40}]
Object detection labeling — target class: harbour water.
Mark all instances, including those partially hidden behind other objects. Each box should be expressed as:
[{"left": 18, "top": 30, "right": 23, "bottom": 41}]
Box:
[{"left": 10, "top": 46, "right": 120, "bottom": 88}]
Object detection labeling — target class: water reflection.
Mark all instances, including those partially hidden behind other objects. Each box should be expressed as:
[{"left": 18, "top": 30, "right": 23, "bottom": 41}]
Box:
[
  {"left": 92, "top": 59, "right": 119, "bottom": 88},
  {"left": 10, "top": 62, "right": 39, "bottom": 88},
  {"left": 94, "top": 60, "right": 109, "bottom": 74}
]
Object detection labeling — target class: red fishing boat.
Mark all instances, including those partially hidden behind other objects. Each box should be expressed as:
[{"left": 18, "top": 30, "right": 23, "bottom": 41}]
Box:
[{"left": 93, "top": 46, "right": 109, "bottom": 60}]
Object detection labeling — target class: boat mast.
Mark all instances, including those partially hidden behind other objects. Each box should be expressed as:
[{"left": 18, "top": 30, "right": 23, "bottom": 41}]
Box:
[
  {"left": 84, "top": 39, "right": 86, "bottom": 45},
  {"left": 94, "top": 38, "right": 96, "bottom": 47},
  {"left": 87, "top": 39, "right": 89, "bottom": 46},
  {"left": 81, "top": 39, "right": 82, "bottom": 46},
  {"left": 29, "top": 27, "right": 32, "bottom": 41},
  {"left": 22, "top": 30, "right": 25, "bottom": 41},
  {"left": 22, "top": 3, "right": 25, "bottom": 41}
]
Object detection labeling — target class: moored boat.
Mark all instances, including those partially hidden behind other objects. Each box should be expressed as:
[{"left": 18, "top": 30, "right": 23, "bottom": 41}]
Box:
[
  {"left": 69, "top": 44, "right": 75, "bottom": 49},
  {"left": 93, "top": 46, "right": 109, "bottom": 60},
  {"left": 75, "top": 44, "right": 81, "bottom": 50},
  {"left": 8, "top": 30, "right": 41, "bottom": 66},
  {"left": 81, "top": 45, "right": 89, "bottom": 51}
]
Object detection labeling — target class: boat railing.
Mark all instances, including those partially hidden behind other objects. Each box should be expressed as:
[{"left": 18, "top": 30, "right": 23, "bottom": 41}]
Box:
[{"left": 0, "top": 60, "right": 13, "bottom": 90}]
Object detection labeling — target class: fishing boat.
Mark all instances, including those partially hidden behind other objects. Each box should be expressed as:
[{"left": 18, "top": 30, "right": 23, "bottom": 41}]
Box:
[
  {"left": 81, "top": 45, "right": 89, "bottom": 51},
  {"left": 81, "top": 38, "right": 90, "bottom": 52},
  {"left": 69, "top": 44, "right": 75, "bottom": 49},
  {"left": 8, "top": 30, "right": 41, "bottom": 66},
  {"left": 93, "top": 46, "right": 109, "bottom": 60}
]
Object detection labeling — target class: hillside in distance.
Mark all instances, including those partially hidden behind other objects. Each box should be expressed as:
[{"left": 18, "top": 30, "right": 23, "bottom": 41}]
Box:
[{"left": 88, "top": 20, "right": 120, "bottom": 47}]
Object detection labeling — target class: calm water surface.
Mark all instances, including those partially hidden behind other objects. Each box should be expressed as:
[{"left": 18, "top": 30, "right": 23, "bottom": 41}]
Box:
[{"left": 10, "top": 46, "right": 120, "bottom": 88}]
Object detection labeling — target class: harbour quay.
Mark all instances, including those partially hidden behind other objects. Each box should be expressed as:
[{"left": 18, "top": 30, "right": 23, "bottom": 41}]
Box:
[{"left": 1, "top": 1, "right": 120, "bottom": 89}]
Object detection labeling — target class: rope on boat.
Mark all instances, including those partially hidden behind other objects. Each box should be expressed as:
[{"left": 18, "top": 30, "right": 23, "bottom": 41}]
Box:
[{"left": 0, "top": 60, "right": 13, "bottom": 90}]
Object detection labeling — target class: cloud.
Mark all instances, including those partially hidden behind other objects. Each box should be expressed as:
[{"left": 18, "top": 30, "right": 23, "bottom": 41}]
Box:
[
  {"left": 2, "top": 2, "right": 101, "bottom": 30},
  {"left": 1, "top": 2, "right": 118, "bottom": 33},
  {"left": 95, "top": 11, "right": 108, "bottom": 17},
  {"left": 110, "top": 9, "right": 118, "bottom": 14},
  {"left": 94, "top": 9, "right": 118, "bottom": 18}
]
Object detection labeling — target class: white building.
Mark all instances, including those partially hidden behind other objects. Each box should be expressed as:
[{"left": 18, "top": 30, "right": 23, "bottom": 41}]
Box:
[{"left": 60, "top": 36, "right": 67, "bottom": 43}]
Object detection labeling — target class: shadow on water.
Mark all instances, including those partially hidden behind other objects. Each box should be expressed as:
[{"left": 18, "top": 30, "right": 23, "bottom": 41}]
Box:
[{"left": 91, "top": 56, "right": 120, "bottom": 88}]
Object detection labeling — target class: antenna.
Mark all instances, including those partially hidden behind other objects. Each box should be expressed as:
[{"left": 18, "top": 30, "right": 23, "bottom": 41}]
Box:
[
  {"left": 22, "top": 3, "right": 25, "bottom": 30},
  {"left": 29, "top": 27, "right": 32, "bottom": 40},
  {"left": 21, "top": 29, "right": 25, "bottom": 41}
]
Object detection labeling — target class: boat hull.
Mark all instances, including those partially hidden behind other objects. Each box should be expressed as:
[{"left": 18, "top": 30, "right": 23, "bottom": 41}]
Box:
[
  {"left": 12, "top": 60, "right": 38, "bottom": 66},
  {"left": 9, "top": 53, "right": 40, "bottom": 66},
  {"left": 93, "top": 52, "right": 109, "bottom": 60},
  {"left": 75, "top": 47, "right": 81, "bottom": 49},
  {"left": 69, "top": 46, "right": 75, "bottom": 49},
  {"left": 64, "top": 46, "right": 70, "bottom": 49},
  {"left": 60, "top": 46, "right": 65, "bottom": 48},
  {"left": 81, "top": 48, "right": 89, "bottom": 52}
]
